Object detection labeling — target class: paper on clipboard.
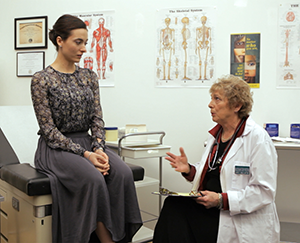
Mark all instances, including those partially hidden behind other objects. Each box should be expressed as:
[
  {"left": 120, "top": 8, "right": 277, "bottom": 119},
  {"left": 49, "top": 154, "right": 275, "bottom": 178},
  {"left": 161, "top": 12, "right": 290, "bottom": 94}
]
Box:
[
  {"left": 152, "top": 188, "right": 203, "bottom": 197},
  {"left": 152, "top": 191, "right": 202, "bottom": 197}
]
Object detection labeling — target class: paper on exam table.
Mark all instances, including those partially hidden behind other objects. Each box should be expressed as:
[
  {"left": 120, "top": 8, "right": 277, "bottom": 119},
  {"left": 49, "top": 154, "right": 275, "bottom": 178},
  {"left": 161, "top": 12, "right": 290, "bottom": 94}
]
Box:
[{"left": 271, "top": 136, "right": 300, "bottom": 143}]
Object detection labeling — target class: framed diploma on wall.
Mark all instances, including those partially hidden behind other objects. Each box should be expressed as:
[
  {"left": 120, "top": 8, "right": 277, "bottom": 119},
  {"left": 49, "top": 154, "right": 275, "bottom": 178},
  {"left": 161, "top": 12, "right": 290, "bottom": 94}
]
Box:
[
  {"left": 14, "top": 16, "right": 48, "bottom": 49},
  {"left": 17, "top": 51, "right": 45, "bottom": 77}
]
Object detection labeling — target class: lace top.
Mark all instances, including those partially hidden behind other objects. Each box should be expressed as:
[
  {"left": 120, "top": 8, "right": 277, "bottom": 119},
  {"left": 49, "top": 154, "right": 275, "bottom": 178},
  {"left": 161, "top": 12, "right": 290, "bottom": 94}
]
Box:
[{"left": 31, "top": 65, "right": 105, "bottom": 156}]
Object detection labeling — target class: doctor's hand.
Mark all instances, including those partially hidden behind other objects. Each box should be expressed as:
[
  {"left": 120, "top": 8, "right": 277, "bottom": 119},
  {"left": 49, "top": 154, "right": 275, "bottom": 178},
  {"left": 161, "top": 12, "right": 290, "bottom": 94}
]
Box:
[
  {"left": 165, "top": 147, "right": 190, "bottom": 174},
  {"left": 194, "top": 190, "right": 219, "bottom": 209}
]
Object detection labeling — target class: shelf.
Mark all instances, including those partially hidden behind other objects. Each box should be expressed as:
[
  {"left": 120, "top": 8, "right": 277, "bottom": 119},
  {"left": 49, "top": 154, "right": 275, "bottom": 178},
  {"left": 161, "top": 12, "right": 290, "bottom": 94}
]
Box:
[
  {"left": 120, "top": 145, "right": 171, "bottom": 159},
  {"left": 273, "top": 141, "right": 300, "bottom": 150},
  {"left": 106, "top": 139, "right": 161, "bottom": 148},
  {"left": 135, "top": 176, "right": 159, "bottom": 188},
  {"left": 131, "top": 226, "right": 153, "bottom": 243}
]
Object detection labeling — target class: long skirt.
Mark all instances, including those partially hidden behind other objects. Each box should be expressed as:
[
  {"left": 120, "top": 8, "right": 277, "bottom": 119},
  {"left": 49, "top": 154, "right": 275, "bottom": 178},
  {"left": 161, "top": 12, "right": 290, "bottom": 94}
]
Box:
[
  {"left": 153, "top": 196, "right": 220, "bottom": 243},
  {"left": 34, "top": 132, "right": 142, "bottom": 243}
]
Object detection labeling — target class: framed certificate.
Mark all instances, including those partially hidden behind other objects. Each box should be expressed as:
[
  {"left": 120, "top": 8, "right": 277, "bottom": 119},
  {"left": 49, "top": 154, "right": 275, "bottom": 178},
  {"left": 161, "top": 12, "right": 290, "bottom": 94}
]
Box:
[
  {"left": 15, "top": 16, "right": 48, "bottom": 49},
  {"left": 17, "top": 51, "right": 45, "bottom": 77}
]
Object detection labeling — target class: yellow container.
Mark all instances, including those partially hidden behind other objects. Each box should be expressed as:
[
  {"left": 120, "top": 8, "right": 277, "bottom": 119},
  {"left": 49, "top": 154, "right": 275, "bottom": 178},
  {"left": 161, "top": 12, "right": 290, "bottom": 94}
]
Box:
[{"left": 104, "top": 127, "right": 118, "bottom": 141}]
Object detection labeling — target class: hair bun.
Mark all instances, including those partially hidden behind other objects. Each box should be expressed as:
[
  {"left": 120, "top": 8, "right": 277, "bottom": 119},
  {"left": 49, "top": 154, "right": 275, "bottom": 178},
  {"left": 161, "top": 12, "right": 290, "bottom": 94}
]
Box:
[
  {"left": 49, "top": 29, "right": 56, "bottom": 43},
  {"left": 49, "top": 14, "right": 87, "bottom": 51}
]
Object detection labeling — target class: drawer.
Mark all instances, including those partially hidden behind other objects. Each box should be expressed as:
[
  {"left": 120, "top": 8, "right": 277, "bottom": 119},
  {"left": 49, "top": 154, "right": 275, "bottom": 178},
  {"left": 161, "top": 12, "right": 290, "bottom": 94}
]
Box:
[
  {"left": 0, "top": 235, "right": 8, "bottom": 243},
  {"left": 0, "top": 188, "right": 8, "bottom": 213},
  {"left": 0, "top": 211, "right": 8, "bottom": 239},
  {"left": 120, "top": 145, "right": 171, "bottom": 159}
]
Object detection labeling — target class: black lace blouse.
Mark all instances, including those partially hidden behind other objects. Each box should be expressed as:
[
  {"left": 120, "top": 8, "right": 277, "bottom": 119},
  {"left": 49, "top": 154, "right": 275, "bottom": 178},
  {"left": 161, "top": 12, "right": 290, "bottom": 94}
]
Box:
[{"left": 31, "top": 65, "right": 105, "bottom": 156}]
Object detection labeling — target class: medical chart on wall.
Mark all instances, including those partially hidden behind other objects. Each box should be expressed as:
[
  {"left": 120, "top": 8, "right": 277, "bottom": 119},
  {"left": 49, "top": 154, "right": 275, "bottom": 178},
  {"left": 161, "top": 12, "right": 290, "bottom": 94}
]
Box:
[
  {"left": 230, "top": 33, "right": 260, "bottom": 89},
  {"left": 277, "top": 3, "right": 300, "bottom": 89},
  {"left": 155, "top": 6, "right": 216, "bottom": 88},
  {"left": 74, "top": 11, "right": 115, "bottom": 87}
]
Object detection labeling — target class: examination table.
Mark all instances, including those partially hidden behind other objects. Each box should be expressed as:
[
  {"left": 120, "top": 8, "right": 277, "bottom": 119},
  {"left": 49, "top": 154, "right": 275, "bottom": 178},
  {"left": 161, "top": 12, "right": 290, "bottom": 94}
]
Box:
[{"left": 0, "top": 128, "right": 144, "bottom": 243}]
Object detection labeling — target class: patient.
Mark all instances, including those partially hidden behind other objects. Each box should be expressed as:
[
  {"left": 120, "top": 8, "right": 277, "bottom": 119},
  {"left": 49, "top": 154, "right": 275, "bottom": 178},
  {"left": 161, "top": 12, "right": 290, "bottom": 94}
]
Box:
[
  {"left": 31, "top": 14, "right": 142, "bottom": 243},
  {"left": 153, "top": 75, "right": 279, "bottom": 243}
]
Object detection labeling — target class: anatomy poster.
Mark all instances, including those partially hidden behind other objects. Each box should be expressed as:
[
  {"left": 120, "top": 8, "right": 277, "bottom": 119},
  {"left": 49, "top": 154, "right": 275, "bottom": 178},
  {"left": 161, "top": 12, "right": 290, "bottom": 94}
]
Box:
[
  {"left": 277, "top": 3, "right": 300, "bottom": 89},
  {"left": 155, "top": 7, "right": 216, "bottom": 88},
  {"left": 230, "top": 33, "right": 260, "bottom": 88},
  {"left": 74, "top": 11, "right": 115, "bottom": 87}
]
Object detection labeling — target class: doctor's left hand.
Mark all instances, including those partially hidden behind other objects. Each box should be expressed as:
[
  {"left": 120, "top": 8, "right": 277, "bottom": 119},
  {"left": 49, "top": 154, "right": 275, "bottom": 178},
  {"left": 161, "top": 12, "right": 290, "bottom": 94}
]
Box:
[{"left": 194, "top": 190, "right": 219, "bottom": 209}]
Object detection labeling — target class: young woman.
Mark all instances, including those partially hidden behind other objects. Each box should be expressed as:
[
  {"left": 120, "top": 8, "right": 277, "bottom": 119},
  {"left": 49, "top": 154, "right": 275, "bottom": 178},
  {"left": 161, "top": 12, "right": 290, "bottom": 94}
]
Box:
[{"left": 31, "top": 14, "right": 142, "bottom": 243}]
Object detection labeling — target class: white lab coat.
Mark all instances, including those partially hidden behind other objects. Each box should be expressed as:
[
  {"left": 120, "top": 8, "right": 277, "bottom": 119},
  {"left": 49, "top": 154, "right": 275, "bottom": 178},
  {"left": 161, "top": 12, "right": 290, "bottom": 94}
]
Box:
[{"left": 190, "top": 117, "right": 280, "bottom": 243}]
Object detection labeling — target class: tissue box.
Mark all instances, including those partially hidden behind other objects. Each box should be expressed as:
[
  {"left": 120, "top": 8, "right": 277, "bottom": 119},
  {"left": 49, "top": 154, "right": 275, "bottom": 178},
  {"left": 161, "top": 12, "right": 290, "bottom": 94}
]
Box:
[
  {"left": 123, "top": 124, "right": 148, "bottom": 143},
  {"left": 264, "top": 123, "right": 279, "bottom": 137},
  {"left": 290, "top": 124, "right": 300, "bottom": 139}
]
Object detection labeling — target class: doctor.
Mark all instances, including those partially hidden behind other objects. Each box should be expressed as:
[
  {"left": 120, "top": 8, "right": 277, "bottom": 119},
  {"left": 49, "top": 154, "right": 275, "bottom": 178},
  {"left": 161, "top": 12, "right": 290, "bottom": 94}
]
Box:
[{"left": 153, "top": 75, "right": 280, "bottom": 243}]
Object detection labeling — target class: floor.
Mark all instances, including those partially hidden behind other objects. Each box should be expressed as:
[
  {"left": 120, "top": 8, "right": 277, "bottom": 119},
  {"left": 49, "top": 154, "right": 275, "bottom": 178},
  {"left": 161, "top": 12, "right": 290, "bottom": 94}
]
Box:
[
  {"left": 89, "top": 222, "right": 299, "bottom": 243},
  {"left": 143, "top": 222, "right": 300, "bottom": 243},
  {"left": 280, "top": 222, "right": 300, "bottom": 243}
]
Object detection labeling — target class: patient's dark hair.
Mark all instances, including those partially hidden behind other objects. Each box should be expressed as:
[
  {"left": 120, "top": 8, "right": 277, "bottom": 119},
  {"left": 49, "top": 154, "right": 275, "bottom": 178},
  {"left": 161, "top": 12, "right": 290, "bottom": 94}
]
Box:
[{"left": 49, "top": 14, "right": 87, "bottom": 51}]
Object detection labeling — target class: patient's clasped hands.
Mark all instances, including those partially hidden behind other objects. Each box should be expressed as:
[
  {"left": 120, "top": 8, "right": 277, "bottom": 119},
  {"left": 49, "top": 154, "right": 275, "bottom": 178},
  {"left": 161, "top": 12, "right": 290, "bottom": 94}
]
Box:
[{"left": 85, "top": 149, "right": 110, "bottom": 175}]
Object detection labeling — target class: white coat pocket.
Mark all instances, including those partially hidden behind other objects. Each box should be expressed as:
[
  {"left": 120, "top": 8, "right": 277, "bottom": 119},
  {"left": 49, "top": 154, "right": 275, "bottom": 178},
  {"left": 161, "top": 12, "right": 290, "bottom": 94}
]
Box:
[{"left": 232, "top": 161, "right": 251, "bottom": 189}]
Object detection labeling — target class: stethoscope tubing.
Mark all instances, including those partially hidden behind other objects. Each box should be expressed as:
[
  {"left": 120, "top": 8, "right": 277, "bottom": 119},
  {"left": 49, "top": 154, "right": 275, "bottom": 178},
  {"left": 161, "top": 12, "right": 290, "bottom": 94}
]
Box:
[{"left": 208, "top": 118, "right": 245, "bottom": 171}]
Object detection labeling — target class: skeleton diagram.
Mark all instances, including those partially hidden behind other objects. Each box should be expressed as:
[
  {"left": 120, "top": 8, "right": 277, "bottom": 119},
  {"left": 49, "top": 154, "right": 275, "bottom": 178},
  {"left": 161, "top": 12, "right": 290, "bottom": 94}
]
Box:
[
  {"left": 159, "top": 18, "right": 175, "bottom": 80},
  {"left": 181, "top": 17, "right": 191, "bottom": 80},
  {"left": 284, "top": 29, "right": 291, "bottom": 67},
  {"left": 195, "top": 16, "right": 211, "bottom": 80},
  {"left": 90, "top": 18, "right": 113, "bottom": 79}
]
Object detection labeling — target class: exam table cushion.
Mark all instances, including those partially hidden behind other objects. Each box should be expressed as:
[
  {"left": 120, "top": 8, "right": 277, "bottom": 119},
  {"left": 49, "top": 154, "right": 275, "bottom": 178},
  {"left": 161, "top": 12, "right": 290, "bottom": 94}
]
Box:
[
  {"left": 126, "top": 163, "right": 145, "bottom": 181},
  {"left": 0, "top": 128, "right": 144, "bottom": 196},
  {"left": 0, "top": 163, "right": 51, "bottom": 196},
  {"left": 0, "top": 162, "right": 144, "bottom": 197}
]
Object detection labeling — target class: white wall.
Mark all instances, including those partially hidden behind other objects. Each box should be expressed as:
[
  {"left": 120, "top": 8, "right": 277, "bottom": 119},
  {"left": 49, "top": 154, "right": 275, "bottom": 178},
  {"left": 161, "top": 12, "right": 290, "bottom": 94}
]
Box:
[{"left": 1, "top": 0, "right": 300, "bottom": 222}]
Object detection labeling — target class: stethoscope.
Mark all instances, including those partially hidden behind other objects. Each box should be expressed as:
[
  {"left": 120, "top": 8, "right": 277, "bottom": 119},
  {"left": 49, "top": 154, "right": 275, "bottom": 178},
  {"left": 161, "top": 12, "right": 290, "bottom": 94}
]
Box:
[{"left": 208, "top": 118, "right": 245, "bottom": 171}]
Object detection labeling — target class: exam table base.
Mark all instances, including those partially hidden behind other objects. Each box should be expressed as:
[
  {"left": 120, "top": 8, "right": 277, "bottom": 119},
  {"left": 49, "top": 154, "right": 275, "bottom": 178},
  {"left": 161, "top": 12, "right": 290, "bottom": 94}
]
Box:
[{"left": 0, "top": 179, "right": 52, "bottom": 243}]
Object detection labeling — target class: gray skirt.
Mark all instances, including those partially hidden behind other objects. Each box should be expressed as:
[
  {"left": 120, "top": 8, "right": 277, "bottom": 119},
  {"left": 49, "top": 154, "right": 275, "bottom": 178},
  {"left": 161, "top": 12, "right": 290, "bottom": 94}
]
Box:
[{"left": 34, "top": 132, "right": 142, "bottom": 243}]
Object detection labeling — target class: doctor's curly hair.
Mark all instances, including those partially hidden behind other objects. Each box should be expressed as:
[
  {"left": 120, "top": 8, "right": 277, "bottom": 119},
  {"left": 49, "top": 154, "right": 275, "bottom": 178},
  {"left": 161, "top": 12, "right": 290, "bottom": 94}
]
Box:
[{"left": 209, "top": 75, "right": 253, "bottom": 119}]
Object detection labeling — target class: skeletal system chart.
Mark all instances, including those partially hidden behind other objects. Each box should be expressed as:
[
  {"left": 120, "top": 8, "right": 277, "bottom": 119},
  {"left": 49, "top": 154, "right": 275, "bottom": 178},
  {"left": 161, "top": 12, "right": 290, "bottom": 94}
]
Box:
[{"left": 155, "top": 7, "right": 216, "bottom": 88}]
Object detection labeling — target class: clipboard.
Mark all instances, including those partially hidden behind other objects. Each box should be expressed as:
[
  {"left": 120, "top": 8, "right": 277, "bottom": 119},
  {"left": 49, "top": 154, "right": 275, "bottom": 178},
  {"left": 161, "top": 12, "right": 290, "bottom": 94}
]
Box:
[
  {"left": 152, "top": 187, "right": 203, "bottom": 197},
  {"left": 152, "top": 191, "right": 202, "bottom": 197}
]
